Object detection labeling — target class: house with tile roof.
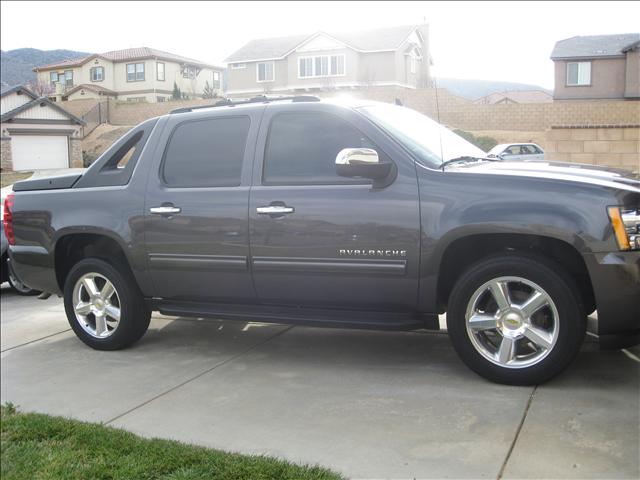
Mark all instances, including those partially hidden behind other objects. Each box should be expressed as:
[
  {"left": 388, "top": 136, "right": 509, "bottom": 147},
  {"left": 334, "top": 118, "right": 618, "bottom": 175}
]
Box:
[
  {"left": 33, "top": 47, "right": 225, "bottom": 103},
  {"left": 550, "top": 33, "right": 640, "bottom": 100},
  {"left": 224, "top": 24, "right": 432, "bottom": 96}
]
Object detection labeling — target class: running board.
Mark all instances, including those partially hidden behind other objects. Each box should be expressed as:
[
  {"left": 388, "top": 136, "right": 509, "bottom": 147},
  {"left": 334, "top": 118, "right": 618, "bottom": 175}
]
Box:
[{"left": 154, "top": 301, "right": 438, "bottom": 331}]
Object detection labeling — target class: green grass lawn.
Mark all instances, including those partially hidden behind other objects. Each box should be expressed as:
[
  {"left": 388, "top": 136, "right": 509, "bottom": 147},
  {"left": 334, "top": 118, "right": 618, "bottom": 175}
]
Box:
[{"left": 1, "top": 405, "right": 343, "bottom": 480}]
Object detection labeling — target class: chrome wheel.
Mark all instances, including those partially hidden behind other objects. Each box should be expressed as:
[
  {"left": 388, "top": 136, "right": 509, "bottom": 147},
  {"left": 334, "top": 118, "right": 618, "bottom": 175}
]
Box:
[
  {"left": 72, "top": 273, "right": 121, "bottom": 339},
  {"left": 465, "top": 276, "right": 559, "bottom": 369}
]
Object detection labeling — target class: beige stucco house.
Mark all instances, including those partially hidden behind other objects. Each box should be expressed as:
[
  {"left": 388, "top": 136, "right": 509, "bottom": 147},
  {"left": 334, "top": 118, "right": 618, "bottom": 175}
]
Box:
[
  {"left": 1, "top": 85, "right": 84, "bottom": 171},
  {"left": 33, "top": 47, "right": 225, "bottom": 103},
  {"left": 551, "top": 33, "right": 640, "bottom": 100},
  {"left": 224, "top": 24, "right": 432, "bottom": 96}
]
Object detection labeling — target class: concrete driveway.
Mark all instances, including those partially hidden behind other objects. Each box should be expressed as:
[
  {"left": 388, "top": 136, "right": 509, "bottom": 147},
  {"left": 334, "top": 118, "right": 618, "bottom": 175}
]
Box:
[{"left": 1, "top": 285, "right": 638, "bottom": 479}]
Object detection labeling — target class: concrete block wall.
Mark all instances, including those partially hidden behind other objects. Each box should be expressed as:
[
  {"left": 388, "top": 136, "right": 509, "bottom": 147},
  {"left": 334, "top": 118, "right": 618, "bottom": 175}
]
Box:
[
  {"left": 99, "top": 88, "right": 640, "bottom": 133},
  {"left": 545, "top": 127, "right": 640, "bottom": 172}
]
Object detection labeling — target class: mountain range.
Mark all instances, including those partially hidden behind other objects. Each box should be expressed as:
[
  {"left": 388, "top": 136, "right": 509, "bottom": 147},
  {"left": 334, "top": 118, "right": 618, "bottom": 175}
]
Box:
[{"left": 1, "top": 48, "right": 551, "bottom": 99}]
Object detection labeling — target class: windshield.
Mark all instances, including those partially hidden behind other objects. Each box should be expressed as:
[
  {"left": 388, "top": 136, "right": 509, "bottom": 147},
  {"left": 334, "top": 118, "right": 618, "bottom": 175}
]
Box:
[{"left": 359, "top": 104, "right": 487, "bottom": 168}]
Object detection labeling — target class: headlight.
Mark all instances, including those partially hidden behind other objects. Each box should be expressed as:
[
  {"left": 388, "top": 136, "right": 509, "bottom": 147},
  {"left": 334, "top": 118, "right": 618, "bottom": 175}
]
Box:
[{"left": 608, "top": 207, "right": 640, "bottom": 250}]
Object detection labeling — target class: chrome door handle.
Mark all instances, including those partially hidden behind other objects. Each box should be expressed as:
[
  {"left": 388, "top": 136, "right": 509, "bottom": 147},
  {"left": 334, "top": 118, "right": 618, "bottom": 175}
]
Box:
[
  {"left": 150, "top": 206, "right": 181, "bottom": 215},
  {"left": 256, "top": 205, "right": 294, "bottom": 215}
]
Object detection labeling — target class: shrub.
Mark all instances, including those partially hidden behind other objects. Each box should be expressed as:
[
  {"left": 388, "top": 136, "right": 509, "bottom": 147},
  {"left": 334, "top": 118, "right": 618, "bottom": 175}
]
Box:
[{"left": 453, "top": 129, "right": 497, "bottom": 152}]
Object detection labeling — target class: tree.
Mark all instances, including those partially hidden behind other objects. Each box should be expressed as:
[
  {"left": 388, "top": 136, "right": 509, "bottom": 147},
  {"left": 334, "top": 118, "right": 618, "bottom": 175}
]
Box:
[
  {"left": 26, "top": 80, "right": 54, "bottom": 97},
  {"left": 202, "top": 80, "right": 214, "bottom": 99},
  {"left": 172, "top": 82, "right": 181, "bottom": 100}
]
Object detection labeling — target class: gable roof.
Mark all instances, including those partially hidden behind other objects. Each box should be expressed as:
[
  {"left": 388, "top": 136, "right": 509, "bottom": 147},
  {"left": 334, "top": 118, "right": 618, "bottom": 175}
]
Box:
[
  {"left": 62, "top": 83, "right": 118, "bottom": 99},
  {"left": 551, "top": 33, "right": 640, "bottom": 59},
  {"left": 0, "top": 84, "right": 39, "bottom": 100},
  {"left": 1, "top": 95, "right": 85, "bottom": 124},
  {"left": 34, "top": 47, "right": 223, "bottom": 71},
  {"left": 225, "top": 24, "right": 420, "bottom": 63}
]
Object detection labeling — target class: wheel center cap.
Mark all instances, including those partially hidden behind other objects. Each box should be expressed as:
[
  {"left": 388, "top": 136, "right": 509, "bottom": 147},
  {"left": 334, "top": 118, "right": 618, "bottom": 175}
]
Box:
[
  {"left": 94, "top": 298, "right": 104, "bottom": 310},
  {"left": 500, "top": 311, "right": 523, "bottom": 330}
]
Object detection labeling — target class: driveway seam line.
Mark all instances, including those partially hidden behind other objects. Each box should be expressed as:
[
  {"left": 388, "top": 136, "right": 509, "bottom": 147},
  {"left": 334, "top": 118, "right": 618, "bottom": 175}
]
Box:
[
  {"left": 497, "top": 385, "right": 537, "bottom": 480},
  {"left": 103, "top": 325, "right": 294, "bottom": 426},
  {"left": 0, "top": 329, "right": 72, "bottom": 353}
]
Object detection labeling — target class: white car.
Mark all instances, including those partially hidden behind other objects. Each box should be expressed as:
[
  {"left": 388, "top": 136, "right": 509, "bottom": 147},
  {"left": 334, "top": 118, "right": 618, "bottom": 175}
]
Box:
[{"left": 488, "top": 143, "right": 545, "bottom": 161}]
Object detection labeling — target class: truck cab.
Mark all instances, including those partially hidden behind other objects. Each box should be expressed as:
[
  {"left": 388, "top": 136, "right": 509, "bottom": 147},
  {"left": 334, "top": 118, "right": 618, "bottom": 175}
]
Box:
[{"left": 5, "top": 96, "right": 640, "bottom": 385}]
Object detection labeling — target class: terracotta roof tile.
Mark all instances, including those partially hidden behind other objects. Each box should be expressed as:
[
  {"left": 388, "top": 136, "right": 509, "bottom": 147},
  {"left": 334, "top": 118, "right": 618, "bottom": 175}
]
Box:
[{"left": 35, "top": 48, "right": 222, "bottom": 71}]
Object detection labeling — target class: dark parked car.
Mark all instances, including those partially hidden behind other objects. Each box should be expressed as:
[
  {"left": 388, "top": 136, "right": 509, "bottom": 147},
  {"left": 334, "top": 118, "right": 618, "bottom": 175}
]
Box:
[{"left": 4, "top": 96, "right": 639, "bottom": 385}]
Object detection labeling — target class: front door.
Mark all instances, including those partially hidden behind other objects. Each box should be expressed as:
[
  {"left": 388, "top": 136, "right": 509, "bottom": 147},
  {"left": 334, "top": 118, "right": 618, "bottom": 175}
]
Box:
[
  {"left": 249, "top": 105, "right": 421, "bottom": 312},
  {"left": 144, "top": 112, "right": 258, "bottom": 303}
]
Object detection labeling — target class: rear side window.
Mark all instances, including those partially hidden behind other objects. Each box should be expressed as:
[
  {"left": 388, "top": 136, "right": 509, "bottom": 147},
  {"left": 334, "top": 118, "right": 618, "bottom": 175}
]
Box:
[
  {"left": 162, "top": 116, "right": 250, "bottom": 187},
  {"left": 263, "top": 112, "right": 377, "bottom": 185}
]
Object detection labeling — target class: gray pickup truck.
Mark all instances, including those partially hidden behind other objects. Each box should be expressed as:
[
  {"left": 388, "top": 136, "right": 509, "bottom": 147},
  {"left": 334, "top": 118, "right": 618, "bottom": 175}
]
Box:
[{"left": 4, "top": 96, "right": 639, "bottom": 385}]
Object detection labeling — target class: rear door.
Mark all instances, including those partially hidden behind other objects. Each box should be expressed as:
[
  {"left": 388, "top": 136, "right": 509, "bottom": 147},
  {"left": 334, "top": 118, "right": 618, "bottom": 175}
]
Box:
[
  {"left": 521, "top": 144, "right": 544, "bottom": 160},
  {"left": 143, "top": 109, "right": 260, "bottom": 303},
  {"left": 248, "top": 104, "right": 421, "bottom": 312}
]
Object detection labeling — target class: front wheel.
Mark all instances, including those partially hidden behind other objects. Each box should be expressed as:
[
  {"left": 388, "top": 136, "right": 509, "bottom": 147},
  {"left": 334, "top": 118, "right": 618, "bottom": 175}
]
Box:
[
  {"left": 63, "top": 258, "right": 151, "bottom": 350},
  {"left": 447, "top": 255, "right": 586, "bottom": 385}
]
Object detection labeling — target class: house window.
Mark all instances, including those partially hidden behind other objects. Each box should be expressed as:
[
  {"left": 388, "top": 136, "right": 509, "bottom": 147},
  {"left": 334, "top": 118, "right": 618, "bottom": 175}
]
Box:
[
  {"left": 213, "top": 71, "right": 221, "bottom": 89},
  {"left": 410, "top": 56, "right": 416, "bottom": 74},
  {"left": 298, "top": 54, "right": 345, "bottom": 78},
  {"left": 90, "top": 66, "right": 104, "bottom": 82},
  {"left": 567, "top": 62, "right": 591, "bottom": 86},
  {"left": 157, "top": 96, "right": 166, "bottom": 102},
  {"left": 231, "top": 63, "right": 246, "bottom": 69},
  {"left": 126, "top": 96, "right": 146, "bottom": 103},
  {"left": 127, "top": 63, "right": 145, "bottom": 82},
  {"left": 183, "top": 65, "right": 197, "bottom": 79},
  {"left": 157, "top": 62, "right": 165, "bottom": 81},
  {"left": 64, "top": 70, "right": 73, "bottom": 87},
  {"left": 50, "top": 72, "right": 59, "bottom": 84},
  {"left": 257, "top": 62, "right": 274, "bottom": 82},
  {"left": 299, "top": 58, "right": 313, "bottom": 78}
]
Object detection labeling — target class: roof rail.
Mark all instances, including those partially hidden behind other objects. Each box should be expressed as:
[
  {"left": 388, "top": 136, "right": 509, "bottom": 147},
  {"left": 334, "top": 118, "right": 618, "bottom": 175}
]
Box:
[{"left": 169, "top": 95, "right": 320, "bottom": 114}]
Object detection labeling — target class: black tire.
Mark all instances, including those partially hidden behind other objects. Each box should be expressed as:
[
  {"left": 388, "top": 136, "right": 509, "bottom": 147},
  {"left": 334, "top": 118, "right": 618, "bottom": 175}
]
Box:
[
  {"left": 447, "top": 254, "right": 586, "bottom": 385},
  {"left": 7, "top": 259, "right": 41, "bottom": 296},
  {"left": 63, "top": 258, "right": 151, "bottom": 350}
]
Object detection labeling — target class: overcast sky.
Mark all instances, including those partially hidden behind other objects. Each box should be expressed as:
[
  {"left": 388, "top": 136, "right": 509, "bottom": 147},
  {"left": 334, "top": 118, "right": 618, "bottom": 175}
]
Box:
[{"left": 2, "top": 1, "right": 638, "bottom": 89}]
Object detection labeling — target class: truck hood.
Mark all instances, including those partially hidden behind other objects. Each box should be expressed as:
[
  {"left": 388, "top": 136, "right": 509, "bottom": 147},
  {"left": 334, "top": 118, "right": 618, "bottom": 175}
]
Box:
[{"left": 451, "top": 160, "right": 640, "bottom": 192}]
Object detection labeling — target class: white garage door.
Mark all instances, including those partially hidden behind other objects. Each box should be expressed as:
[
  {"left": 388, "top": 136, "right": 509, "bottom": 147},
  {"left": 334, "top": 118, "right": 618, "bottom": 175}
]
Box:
[{"left": 11, "top": 135, "right": 69, "bottom": 170}]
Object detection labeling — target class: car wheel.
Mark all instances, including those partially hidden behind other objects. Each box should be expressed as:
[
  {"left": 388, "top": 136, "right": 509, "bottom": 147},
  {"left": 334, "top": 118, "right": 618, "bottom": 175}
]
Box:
[
  {"left": 447, "top": 254, "right": 586, "bottom": 385},
  {"left": 63, "top": 258, "right": 151, "bottom": 350},
  {"left": 7, "top": 259, "right": 41, "bottom": 296}
]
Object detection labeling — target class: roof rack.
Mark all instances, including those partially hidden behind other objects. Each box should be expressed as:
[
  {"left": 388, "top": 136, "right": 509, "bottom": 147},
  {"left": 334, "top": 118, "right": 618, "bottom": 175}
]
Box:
[{"left": 169, "top": 95, "right": 320, "bottom": 114}]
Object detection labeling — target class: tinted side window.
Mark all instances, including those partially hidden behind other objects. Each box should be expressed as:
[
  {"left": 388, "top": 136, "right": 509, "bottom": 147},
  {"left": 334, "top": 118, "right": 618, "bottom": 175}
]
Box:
[
  {"left": 263, "top": 112, "right": 377, "bottom": 184},
  {"left": 163, "top": 116, "right": 250, "bottom": 187}
]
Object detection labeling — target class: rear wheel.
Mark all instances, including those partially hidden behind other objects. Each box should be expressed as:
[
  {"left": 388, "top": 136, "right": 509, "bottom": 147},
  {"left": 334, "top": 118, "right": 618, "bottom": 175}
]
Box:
[
  {"left": 64, "top": 258, "right": 150, "bottom": 350},
  {"left": 447, "top": 254, "right": 586, "bottom": 385}
]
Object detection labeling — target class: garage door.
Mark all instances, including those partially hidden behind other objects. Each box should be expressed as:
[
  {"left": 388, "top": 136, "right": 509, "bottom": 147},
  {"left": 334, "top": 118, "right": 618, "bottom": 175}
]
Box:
[{"left": 11, "top": 135, "right": 69, "bottom": 170}]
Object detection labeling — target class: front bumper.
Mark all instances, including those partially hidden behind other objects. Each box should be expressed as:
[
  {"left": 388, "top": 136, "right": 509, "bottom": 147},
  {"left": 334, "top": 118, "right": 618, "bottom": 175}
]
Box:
[{"left": 584, "top": 251, "right": 640, "bottom": 349}]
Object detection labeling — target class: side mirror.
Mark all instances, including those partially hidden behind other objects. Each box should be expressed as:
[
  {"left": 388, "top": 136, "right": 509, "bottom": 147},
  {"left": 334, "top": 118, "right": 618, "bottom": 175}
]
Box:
[
  {"left": 335, "top": 148, "right": 392, "bottom": 180},
  {"left": 497, "top": 153, "right": 508, "bottom": 160}
]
